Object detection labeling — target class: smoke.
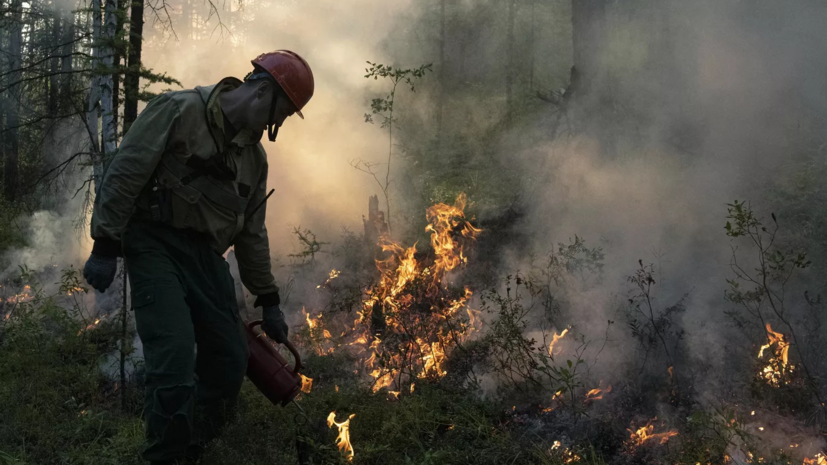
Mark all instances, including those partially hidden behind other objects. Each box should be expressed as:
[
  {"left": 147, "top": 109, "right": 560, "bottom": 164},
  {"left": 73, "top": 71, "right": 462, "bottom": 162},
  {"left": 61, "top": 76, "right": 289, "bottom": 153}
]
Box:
[
  {"left": 493, "top": 0, "right": 827, "bottom": 408},
  {"left": 1, "top": 117, "right": 93, "bottom": 283}
]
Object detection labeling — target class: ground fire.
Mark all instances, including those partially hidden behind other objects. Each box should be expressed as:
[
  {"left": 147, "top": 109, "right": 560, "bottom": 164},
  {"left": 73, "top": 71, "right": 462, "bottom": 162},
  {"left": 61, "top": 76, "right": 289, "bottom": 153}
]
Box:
[
  {"left": 327, "top": 411, "right": 356, "bottom": 461},
  {"left": 626, "top": 418, "right": 679, "bottom": 447}
]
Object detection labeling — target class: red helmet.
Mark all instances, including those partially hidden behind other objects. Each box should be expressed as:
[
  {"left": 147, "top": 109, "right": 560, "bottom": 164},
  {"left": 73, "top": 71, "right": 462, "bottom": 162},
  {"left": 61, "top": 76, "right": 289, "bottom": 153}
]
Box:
[{"left": 251, "top": 50, "right": 314, "bottom": 119}]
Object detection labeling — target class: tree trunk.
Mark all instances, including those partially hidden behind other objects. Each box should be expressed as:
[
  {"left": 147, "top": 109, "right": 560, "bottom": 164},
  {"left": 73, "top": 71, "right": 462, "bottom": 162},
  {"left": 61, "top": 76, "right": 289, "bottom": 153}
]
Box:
[
  {"left": 87, "top": 0, "right": 103, "bottom": 196},
  {"left": 436, "top": 0, "right": 445, "bottom": 141},
  {"left": 505, "top": 0, "right": 515, "bottom": 124},
  {"left": 571, "top": 0, "right": 607, "bottom": 96},
  {"left": 123, "top": 0, "right": 144, "bottom": 133},
  {"left": 529, "top": 0, "right": 535, "bottom": 91},
  {"left": 112, "top": 0, "right": 126, "bottom": 133},
  {"left": 4, "top": 0, "right": 23, "bottom": 201},
  {"left": 100, "top": 0, "right": 118, "bottom": 159},
  {"left": 59, "top": 10, "right": 74, "bottom": 111},
  {"left": 49, "top": 14, "right": 61, "bottom": 117}
]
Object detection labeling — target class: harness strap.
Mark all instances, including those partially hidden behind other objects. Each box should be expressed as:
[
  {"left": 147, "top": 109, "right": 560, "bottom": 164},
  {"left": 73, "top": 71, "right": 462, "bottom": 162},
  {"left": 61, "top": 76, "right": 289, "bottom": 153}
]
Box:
[{"left": 159, "top": 156, "right": 249, "bottom": 214}]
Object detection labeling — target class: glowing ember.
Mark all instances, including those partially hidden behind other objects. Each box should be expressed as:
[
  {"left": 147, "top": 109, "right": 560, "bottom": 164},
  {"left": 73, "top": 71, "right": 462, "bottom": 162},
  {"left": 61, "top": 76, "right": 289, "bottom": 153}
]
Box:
[
  {"left": 548, "top": 328, "right": 569, "bottom": 355},
  {"left": 541, "top": 391, "right": 564, "bottom": 412},
  {"left": 585, "top": 384, "right": 612, "bottom": 401},
  {"left": 327, "top": 411, "right": 356, "bottom": 461},
  {"left": 757, "top": 323, "right": 794, "bottom": 387},
  {"left": 77, "top": 315, "right": 108, "bottom": 335},
  {"left": 317, "top": 269, "right": 341, "bottom": 289},
  {"left": 5, "top": 284, "right": 34, "bottom": 304},
  {"left": 804, "top": 453, "right": 827, "bottom": 465},
  {"left": 300, "top": 374, "right": 313, "bottom": 394},
  {"left": 66, "top": 286, "right": 85, "bottom": 296},
  {"left": 550, "top": 440, "right": 582, "bottom": 463},
  {"left": 627, "top": 418, "right": 678, "bottom": 447}
]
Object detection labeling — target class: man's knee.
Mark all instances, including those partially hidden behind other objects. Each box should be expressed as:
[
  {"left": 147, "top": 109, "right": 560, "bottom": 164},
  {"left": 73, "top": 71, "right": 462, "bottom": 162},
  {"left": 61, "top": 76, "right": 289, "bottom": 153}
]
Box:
[{"left": 142, "top": 383, "right": 196, "bottom": 461}]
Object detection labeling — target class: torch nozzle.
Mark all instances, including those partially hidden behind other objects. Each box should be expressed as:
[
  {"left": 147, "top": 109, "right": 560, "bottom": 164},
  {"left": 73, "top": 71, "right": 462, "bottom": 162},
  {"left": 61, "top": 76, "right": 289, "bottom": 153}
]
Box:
[{"left": 291, "top": 399, "right": 311, "bottom": 423}]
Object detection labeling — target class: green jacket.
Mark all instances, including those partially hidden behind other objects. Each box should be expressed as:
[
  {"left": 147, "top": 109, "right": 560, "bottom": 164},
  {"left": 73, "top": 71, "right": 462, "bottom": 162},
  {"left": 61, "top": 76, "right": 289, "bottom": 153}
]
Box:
[{"left": 90, "top": 77, "right": 279, "bottom": 303}]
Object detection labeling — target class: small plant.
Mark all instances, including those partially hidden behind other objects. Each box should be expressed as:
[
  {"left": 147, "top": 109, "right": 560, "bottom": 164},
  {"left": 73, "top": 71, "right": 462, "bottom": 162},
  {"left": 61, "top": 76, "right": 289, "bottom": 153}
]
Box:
[
  {"left": 476, "top": 274, "right": 592, "bottom": 413},
  {"left": 353, "top": 61, "right": 432, "bottom": 231},
  {"left": 289, "top": 227, "right": 328, "bottom": 265},
  {"left": 625, "top": 260, "right": 687, "bottom": 387},
  {"left": 529, "top": 235, "right": 604, "bottom": 320}
]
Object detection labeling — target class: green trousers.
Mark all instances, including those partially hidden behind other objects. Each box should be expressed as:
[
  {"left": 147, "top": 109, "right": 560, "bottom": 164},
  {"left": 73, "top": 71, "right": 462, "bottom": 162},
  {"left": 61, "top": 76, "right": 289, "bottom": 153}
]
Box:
[{"left": 123, "top": 221, "right": 249, "bottom": 463}]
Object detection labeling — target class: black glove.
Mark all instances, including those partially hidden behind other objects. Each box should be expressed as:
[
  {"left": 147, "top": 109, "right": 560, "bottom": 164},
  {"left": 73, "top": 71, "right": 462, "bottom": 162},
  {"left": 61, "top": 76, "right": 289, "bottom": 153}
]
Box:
[
  {"left": 261, "top": 304, "right": 289, "bottom": 344},
  {"left": 83, "top": 253, "right": 118, "bottom": 292}
]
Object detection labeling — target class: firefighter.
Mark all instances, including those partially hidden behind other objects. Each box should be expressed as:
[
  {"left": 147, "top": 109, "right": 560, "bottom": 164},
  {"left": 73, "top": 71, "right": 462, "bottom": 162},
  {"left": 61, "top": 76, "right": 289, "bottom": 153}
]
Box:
[{"left": 82, "top": 50, "right": 314, "bottom": 464}]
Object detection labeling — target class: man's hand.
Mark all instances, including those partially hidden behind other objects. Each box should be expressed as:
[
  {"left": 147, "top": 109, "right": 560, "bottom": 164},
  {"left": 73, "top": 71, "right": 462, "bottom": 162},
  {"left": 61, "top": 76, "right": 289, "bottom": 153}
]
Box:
[
  {"left": 261, "top": 304, "right": 289, "bottom": 344},
  {"left": 83, "top": 254, "right": 118, "bottom": 292}
]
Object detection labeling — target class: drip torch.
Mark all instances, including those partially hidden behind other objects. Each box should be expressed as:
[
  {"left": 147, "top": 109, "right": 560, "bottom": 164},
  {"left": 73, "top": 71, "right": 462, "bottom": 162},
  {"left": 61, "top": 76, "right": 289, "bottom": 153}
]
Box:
[{"left": 244, "top": 319, "right": 307, "bottom": 414}]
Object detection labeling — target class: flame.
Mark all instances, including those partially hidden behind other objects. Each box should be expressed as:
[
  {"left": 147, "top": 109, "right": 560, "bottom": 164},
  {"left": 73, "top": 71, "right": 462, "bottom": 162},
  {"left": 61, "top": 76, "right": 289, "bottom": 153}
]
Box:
[
  {"left": 627, "top": 418, "right": 678, "bottom": 447},
  {"left": 585, "top": 384, "right": 612, "bottom": 401},
  {"left": 300, "top": 374, "right": 313, "bottom": 394},
  {"left": 804, "top": 453, "right": 827, "bottom": 465},
  {"left": 327, "top": 411, "right": 355, "bottom": 461},
  {"left": 66, "top": 286, "right": 84, "bottom": 296},
  {"left": 303, "top": 308, "right": 336, "bottom": 355},
  {"left": 757, "top": 323, "right": 794, "bottom": 387},
  {"left": 5, "top": 284, "right": 34, "bottom": 304},
  {"left": 304, "top": 308, "right": 322, "bottom": 329},
  {"left": 550, "top": 440, "right": 582, "bottom": 463},
  {"left": 317, "top": 269, "right": 341, "bottom": 288},
  {"left": 541, "top": 391, "right": 565, "bottom": 412},
  {"left": 548, "top": 328, "right": 569, "bottom": 355},
  {"left": 77, "top": 315, "right": 108, "bottom": 335}
]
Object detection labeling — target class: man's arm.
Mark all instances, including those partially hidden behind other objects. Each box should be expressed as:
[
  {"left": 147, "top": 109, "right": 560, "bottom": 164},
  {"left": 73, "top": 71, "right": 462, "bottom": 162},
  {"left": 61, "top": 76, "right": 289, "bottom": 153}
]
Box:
[
  {"left": 90, "top": 94, "right": 181, "bottom": 256},
  {"left": 234, "top": 161, "right": 280, "bottom": 306}
]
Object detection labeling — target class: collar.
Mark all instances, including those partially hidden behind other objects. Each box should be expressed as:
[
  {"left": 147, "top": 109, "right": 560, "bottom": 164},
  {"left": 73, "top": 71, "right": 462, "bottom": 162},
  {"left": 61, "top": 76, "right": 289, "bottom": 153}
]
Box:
[{"left": 196, "top": 77, "right": 264, "bottom": 151}]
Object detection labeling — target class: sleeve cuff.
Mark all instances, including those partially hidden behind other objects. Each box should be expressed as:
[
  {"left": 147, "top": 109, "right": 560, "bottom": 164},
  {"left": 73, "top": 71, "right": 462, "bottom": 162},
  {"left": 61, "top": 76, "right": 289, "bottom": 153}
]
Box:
[
  {"left": 254, "top": 292, "right": 280, "bottom": 308},
  {"left": 91, "top": 237, "right": 122, "bottom": 258}
]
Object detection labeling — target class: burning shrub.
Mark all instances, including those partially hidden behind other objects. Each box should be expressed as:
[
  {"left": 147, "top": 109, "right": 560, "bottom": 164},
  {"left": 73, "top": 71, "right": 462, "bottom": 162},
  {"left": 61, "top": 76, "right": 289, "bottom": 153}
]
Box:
[
  {"left": 724, "top": 201, "right": 825, "bottom": 416},
  {"left": 294, "top": 193, "right": 482, "bottom": 394}
]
